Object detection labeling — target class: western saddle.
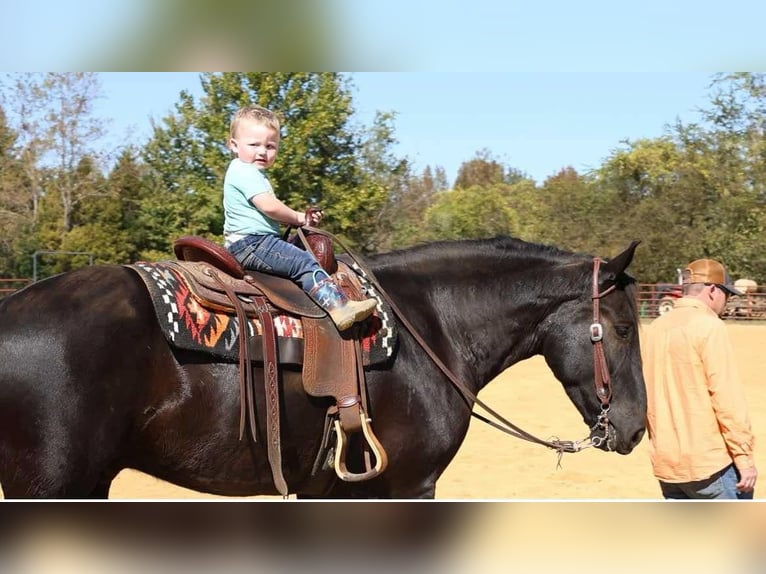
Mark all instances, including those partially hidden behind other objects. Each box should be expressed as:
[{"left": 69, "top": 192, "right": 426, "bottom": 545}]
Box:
[{"left": 171, "top": 234, "right": 387, "bottom": 496}]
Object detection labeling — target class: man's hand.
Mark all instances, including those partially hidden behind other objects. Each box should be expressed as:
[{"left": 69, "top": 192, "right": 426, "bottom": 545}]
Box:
[{"left": 736, "top": 466, "right": 757, "bottom": 493}]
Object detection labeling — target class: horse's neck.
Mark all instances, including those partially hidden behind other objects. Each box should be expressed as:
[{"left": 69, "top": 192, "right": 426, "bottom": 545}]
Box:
[{"left": 373, "top": 251, "right": 562, "bottom": 390}]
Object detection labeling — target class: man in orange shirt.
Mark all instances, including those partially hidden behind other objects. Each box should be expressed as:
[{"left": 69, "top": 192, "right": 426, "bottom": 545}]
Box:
[{"left": 643, "top": 258, "right": 757, "bottom": 499}]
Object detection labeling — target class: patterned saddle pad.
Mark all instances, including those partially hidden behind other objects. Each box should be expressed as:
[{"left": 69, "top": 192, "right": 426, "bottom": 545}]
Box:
[{"left": 127, "top": 261, "right": 397, "bottom": 366}]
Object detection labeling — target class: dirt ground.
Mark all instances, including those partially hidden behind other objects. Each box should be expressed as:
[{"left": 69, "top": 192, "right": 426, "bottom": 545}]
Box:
[{"left": 3, "top": 323, "right": 764, "bottom": 500}]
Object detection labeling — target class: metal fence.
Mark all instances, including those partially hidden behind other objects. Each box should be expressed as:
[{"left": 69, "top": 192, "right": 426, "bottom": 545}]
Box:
[
  {"left": 0, "top": 278, "right": 31, "bottom": 298},
  {"left": 638, "top": 283, "right": 766, "bottom": 320}
]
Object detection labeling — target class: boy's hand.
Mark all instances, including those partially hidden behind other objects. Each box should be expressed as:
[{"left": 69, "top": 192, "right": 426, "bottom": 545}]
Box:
[{"left": 305, "top": 207, "right": 324, "bottom": 226}]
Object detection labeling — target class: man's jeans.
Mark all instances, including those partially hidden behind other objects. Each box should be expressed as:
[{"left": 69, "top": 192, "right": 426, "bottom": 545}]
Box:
[
  {"left": 227, "top": 234, "right": 326, "bottom": 292},
  {"left": 659, "top": 464, "right": 754, "bottom": 500}
]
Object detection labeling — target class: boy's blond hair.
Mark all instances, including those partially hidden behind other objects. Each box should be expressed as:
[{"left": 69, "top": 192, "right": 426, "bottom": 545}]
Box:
[{"left": 229, "top": 105, "right": 281, "bottom": 140}]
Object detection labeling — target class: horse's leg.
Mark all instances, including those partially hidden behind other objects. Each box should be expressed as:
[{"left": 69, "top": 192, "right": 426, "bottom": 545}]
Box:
[
  {"left": 393, "top": 483, "right": 436, "bottom": 499},
  {"left": 0, "top": 449, "right": 124, "bottom": 498},
  {"left": 1, "top": 471, "right": 103, "bottom": 499},
  {"left": 84, "top": 471, "right": 120, "bottom": 499}
]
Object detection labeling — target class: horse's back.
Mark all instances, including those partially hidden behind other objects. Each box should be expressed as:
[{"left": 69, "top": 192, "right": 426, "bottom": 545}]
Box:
[
  {"left": 1, "top": 266, "right": 137, "bottom": 328},
  {"left": 0, "top": 265, "right": 159, "bottom": 397}
]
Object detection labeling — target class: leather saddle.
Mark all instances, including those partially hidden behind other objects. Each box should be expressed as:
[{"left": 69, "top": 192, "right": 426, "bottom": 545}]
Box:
[{"left": 172, "top": 235, "right": 388, "bottom": 495}]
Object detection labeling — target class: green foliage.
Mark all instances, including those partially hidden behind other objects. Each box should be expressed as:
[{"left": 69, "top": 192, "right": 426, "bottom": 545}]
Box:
[
  {"left": 141, "top": 73, "right": 397, "bottom": 254},
  {"left": 0, "top": 73, "right": 113, "bottom": 278},
  {"left": 3, "top": 72, "right": 766, "bottom": 290},
  {"left": 592, "top": 74, "right": 766, "bottom": 282},
  {"left": 453, "top": 149, "right": 519, "bottom": 189},
  {"left": 0, "top": 107, "right": 29, "bottom": 276},
  {"left": 500, "top": 178, "right": 546, "bottom": 242},
  {"left": 142, "top": 88, "right": 222, "bottom": 254},
  {"left": 423, "top": 184, "right": 519, "bottom": 240}
]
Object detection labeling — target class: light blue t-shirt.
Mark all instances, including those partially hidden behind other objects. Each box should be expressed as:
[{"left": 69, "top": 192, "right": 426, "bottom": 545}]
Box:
[{"left": 223, "top": 159, "right": 281, "bottom": 239}]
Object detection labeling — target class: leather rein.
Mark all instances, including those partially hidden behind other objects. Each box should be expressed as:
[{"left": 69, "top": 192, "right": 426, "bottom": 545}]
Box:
[{"left": 298, "top": 226, "right": 617, "bottom": 456}]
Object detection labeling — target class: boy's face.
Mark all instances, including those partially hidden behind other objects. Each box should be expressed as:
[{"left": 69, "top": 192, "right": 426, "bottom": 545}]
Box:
[{"left": 229, "top": 119, "right": 279, "bottom": 168}]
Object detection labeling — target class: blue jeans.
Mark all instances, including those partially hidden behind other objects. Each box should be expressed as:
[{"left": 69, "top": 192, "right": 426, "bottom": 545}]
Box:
[
  {"left": 227, "top": 234, "right": 327, "bottom": 292},
  {"left": 659, "top": 464, "right": 754, "bottom": 500}
]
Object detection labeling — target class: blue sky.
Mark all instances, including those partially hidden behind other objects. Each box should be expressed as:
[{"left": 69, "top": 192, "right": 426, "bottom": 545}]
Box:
[
  {"left": 94, "top": 72, "right": 716, "bottom": 185},
  {"left": 349, "top": 73, "right": 715, "bottom": 182}
]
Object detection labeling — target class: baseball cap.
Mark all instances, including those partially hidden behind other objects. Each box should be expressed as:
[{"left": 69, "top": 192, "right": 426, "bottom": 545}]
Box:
[{"left": 682, "top": 259, "right": 743, "bottom": 296}]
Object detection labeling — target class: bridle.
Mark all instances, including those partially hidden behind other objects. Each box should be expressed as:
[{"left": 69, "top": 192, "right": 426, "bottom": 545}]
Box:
[
  {"left": 301, "top": 227, "right": 619, "bottom": 456},
  {"left": 588, "top": 257, "right": 616, "bottom": 450},
  {"left": 460, "top": 256, "right": 619, "bottom": 454}
]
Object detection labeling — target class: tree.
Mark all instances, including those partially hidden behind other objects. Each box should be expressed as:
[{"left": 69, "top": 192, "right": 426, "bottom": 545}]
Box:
[
  {"left": 0, "top": 107, "right": 30, "bottom": 276},
  {"left": 369, "top": 163, "right": 448, "bottom": 251},
  {"left": 453, "top": 149, "right": 530, "bottom": 190},
  {"left": 0, "top": 72, "right": 112, "bottom": 272},
  {"left": 0, "top": 73, "right": 47, "bottom": 225},
  {"left": 594, "top": 137, "right": 716, "bottom": 281},
  {"left": 141, "top": 88, "right": 221, "bottom": 256},
  {"left": 41, "top": 73, "right": 109, "bottom": 232},
  {"left": 143, "top": 72, "right": 401, "bottom": 254},
  {"left": 534, "top": 167, "right": 612, "bottom": 254},
  {"left": 500, "top": 177, "right": 546, "bottom": 242},
  {"left": 59, "top": 149, "right": 154, "bottom": 265},
  {"left": 423, "top": 184, "right": 519, "bottom": 241},
  {"left": 594, "top": 84, "right": 766, "bottom": 283},
  {"left": 1, "top": 73, "right": 110, "bottom": 232},
  {"left": 333, "top": 110, "right": 407, "bottom": 250},
  {"left": 453, "top": 149, "right": 506, "bottom": 189}
]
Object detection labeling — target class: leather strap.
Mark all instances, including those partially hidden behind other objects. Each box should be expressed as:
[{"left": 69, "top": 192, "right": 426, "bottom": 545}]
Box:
[
  {"left": 297, "top": 226, "right": 591, "bottom": 454},
  {"left": 337, "top": 395, "right": 363, "bottom": 435},
  {"left": 591, "top": 258, "right": 614, "bottom": 406},
  {"left": 206, "top": 268, "right": 252, "bottom": 442},
  {"left": 254, "top": 295, "right": 288, "bottom": 496},
  {"left": 354, "top": 336, "right": 373, "bottom": 473}
]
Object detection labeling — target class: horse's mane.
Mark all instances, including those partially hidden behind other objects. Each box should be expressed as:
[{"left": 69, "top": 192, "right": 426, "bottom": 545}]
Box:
[
  {"left": 367, "top": 236, "right": 636, "bottom": 322},
  {"left": 368, "top": 236, "right": 590, "bottom": 274}
]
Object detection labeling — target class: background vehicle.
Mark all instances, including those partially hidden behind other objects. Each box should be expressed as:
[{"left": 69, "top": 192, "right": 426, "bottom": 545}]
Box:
[{"left": 656, "top": 283, "right": 683, "bottom": 315}]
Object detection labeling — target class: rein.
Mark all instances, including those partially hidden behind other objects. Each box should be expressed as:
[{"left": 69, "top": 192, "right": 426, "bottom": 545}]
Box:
[{"left": 296, "top": 226, "right": 615, "bottom": 456}]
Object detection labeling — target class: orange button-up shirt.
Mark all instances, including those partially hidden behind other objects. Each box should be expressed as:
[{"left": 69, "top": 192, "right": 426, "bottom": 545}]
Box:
[{"left": 642, "top": 297, "right": 755, "bottom": 482}]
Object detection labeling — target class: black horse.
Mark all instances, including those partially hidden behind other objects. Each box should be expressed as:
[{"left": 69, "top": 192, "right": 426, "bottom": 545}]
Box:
[{"left": 0, "top": 236, "right": 646, "bottom": 499}]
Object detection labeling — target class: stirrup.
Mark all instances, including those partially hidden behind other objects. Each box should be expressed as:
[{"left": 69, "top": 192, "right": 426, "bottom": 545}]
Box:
[{"left": 332, "top": 412, "right": 388, "bottom": 482}]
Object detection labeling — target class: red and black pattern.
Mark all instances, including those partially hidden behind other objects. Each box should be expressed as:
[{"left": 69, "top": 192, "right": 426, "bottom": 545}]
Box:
[
  {"left": 128, "top": 261, "right": 303, "bottom": 361},
  {"left": 127, "top": 261, "right": 396, "bottom": 366}
]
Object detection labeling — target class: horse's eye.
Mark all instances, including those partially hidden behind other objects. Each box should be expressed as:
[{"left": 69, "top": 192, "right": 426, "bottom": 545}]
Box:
[{"left": 615, "top": 324, "right": 631, "bottom": 339}]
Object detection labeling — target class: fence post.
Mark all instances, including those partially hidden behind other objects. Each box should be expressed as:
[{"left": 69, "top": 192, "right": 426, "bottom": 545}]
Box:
[{"left": 32, "top": 250, "right": 94, "bottom": 282}]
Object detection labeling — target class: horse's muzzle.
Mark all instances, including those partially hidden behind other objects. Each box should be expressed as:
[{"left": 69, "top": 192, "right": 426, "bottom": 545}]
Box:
[{"left": 592, "top": 423, "right": 644, "bottom": 455}]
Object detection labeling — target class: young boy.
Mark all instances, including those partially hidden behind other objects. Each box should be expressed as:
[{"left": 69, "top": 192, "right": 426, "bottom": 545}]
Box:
[{"left": 223, "top": 104, "right": 376, "bottom": 331}]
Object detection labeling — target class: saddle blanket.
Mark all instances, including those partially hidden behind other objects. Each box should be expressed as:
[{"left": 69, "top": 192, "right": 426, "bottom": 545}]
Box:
[{"left": 127, "top": 261, "right": 397, "bottom": 366}]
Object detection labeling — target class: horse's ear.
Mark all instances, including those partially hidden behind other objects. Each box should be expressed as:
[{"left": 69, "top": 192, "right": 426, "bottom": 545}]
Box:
[{"left": 602, "top": 240, "right": 640, "bottom": 278}]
